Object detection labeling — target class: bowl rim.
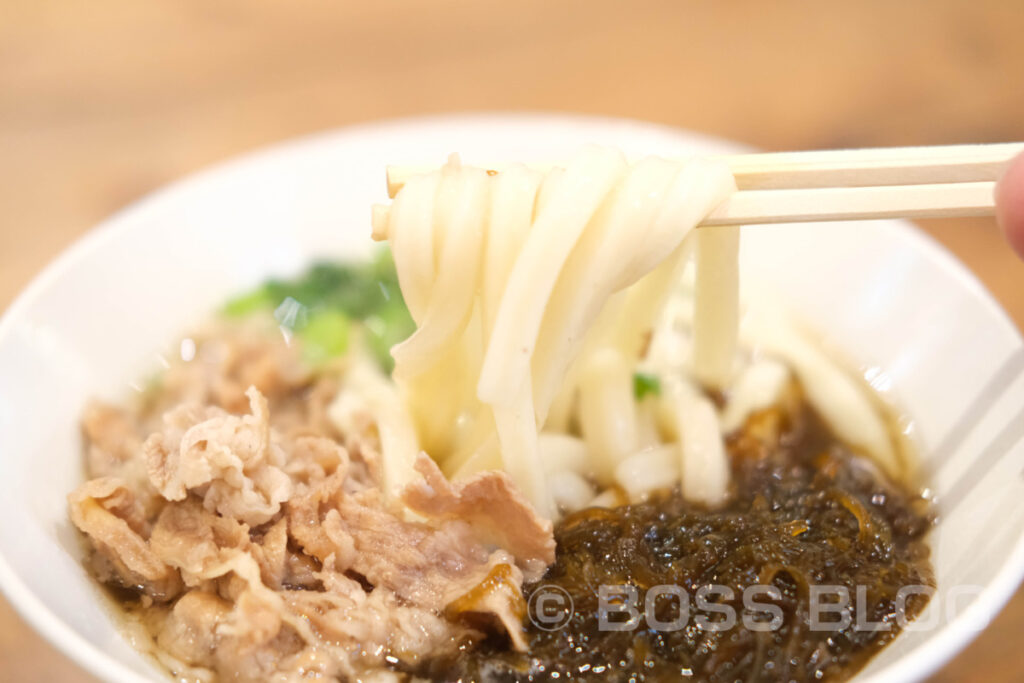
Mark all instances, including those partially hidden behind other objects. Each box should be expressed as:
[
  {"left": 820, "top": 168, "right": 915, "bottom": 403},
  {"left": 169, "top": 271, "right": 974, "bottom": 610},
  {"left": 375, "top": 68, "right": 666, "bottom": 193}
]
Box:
[{"left": 0, "top": 111, "right": 1021, "bottom": 683}]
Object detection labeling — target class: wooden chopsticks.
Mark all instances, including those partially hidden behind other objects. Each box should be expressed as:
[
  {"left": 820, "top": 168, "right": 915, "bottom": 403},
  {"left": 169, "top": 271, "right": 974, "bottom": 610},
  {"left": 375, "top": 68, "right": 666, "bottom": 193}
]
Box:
[{"left": 383, "top": 143, "right": 1023, "bottom": 227}]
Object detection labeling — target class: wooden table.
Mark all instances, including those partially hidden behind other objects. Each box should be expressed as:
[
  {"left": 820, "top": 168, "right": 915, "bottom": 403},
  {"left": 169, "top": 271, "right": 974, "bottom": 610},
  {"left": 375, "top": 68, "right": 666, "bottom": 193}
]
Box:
[{"left": 1, "top": 2, "right": 1022, "bottom": 681}]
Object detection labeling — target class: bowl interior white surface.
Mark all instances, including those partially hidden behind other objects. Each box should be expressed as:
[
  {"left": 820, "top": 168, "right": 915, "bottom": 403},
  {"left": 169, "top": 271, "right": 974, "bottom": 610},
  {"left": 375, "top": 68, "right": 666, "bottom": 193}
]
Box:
[{"left": 1, "top": 114, "right": 1022, "bottom": 683}]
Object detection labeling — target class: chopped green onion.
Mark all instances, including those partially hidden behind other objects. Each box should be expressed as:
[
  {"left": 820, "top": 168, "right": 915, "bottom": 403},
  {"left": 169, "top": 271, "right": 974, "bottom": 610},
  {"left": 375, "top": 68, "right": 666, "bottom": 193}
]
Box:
[
  {"left": 223, "top": 287, "right": 276, "bottom": 317},
  {"left": 302, "top": 310, "right": 351, "bottom": 365},
  {"left": 220, "top": 248, "right": 414, "bottom": 370},
  {"left": 633, "top": 372, "right": 661, "bottom": 400}
]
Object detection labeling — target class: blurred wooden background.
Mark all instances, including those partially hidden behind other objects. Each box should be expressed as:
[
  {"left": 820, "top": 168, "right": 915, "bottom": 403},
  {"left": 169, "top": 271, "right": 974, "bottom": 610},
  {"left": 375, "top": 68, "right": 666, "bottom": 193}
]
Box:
[{"left": 1, "top": 1, "right": 1022, "bottom": 681}]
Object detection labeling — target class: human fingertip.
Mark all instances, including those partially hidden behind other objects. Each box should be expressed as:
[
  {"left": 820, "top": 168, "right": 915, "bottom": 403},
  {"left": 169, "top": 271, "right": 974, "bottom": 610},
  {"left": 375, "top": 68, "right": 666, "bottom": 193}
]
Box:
[{"left": 995, "top": 151, "right": 1024, "bottom": 260}]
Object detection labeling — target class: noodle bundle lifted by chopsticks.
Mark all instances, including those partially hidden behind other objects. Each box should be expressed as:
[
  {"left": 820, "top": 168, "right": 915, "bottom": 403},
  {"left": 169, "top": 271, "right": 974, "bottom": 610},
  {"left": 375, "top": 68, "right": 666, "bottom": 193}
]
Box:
[{"left": 373, "top": 146, "right": 738, "bottom": 517}]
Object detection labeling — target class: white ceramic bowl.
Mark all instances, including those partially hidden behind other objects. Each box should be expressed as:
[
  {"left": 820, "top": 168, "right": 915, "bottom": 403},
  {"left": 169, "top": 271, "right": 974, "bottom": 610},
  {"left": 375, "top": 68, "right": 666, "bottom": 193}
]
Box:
[{"left": 1, "top": 114, "right": 1022, "bottom": 682}]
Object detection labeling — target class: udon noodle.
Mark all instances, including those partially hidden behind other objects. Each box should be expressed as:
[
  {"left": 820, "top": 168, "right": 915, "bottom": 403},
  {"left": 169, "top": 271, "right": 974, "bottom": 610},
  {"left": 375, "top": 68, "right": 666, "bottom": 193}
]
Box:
[{"left": 371, "top": 145, "right": 901, "bottom": 518}]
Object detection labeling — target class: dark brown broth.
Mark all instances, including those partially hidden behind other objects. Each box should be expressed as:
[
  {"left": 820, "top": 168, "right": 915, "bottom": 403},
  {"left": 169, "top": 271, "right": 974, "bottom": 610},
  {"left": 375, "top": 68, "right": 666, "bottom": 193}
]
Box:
[{"left": 414, "top": 401, "right": 935, "bottom": 682}]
